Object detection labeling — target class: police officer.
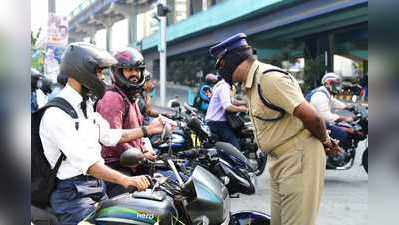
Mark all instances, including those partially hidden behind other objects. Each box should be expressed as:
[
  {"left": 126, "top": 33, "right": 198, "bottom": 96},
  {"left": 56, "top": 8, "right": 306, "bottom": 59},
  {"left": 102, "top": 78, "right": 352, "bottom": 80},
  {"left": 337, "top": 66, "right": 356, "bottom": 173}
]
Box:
[{"left": 209, "top": 33, "right": 341, "bottom": 225}]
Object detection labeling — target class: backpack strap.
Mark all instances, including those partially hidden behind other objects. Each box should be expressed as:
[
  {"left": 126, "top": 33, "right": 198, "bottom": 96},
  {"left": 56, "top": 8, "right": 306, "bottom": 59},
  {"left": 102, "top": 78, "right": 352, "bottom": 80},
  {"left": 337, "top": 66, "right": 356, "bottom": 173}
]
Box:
[
  {"left": 44, "top": 97, "right": 79, "bottom": 130},
  {"left": 39, "top": 97, "right": 80, "bottom": 167},
  {"left": 255, "top": 69, "right": 291, "bottom": 122}
]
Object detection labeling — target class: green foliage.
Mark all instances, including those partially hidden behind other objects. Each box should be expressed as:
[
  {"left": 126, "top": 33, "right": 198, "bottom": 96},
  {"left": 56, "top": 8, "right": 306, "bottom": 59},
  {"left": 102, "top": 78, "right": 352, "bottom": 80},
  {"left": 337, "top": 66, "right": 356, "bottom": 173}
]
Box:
[
  {"left": 167, "top": 53, "right": 216, "bottom": 87},
  {"left": 31, "top": 28, "right": 45, "bottom": 72},
  {"left": 268, "top": 43, "right": 298, "bottom": 67},
  {"left": 31, "top": 28, "right": 41, "bottom": 48}
]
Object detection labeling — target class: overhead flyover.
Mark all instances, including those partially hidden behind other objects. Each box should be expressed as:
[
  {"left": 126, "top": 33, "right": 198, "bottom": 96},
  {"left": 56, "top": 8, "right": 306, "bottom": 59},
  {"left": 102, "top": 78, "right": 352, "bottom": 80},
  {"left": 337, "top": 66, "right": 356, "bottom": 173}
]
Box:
[
  {"left": 139, "top": 0, "right": 368, "bottom": 62},
  {"left": 68, "top": 0, "right": 156, "bottom": 50}
]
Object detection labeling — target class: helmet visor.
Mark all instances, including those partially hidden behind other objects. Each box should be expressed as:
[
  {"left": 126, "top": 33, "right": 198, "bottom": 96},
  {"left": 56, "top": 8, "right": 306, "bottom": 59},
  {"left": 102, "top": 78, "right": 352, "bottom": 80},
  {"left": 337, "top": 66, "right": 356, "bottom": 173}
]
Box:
[{"left": 97, "top": 67, "right": 113, "bottom": 87}]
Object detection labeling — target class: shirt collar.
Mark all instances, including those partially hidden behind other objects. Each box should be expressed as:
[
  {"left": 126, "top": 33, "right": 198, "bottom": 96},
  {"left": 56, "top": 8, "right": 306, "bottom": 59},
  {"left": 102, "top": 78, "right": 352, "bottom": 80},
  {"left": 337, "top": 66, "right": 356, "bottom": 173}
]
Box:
[
  {"left": 59, "top": 84, "right": 83, "bottom": 107},
  {"left": 245, "top": 60, "right": 260, "bottom": 89}
]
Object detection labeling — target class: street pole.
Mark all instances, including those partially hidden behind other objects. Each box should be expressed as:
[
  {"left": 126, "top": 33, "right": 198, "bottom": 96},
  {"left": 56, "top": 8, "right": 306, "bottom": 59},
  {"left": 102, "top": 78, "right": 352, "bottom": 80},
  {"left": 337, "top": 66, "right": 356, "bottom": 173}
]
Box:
[
  {"left": 159, "top": 0, "right": 167, "bottom": 107},
  {"left": 48, "top": 0, "right": 56, "bottom": 13}
]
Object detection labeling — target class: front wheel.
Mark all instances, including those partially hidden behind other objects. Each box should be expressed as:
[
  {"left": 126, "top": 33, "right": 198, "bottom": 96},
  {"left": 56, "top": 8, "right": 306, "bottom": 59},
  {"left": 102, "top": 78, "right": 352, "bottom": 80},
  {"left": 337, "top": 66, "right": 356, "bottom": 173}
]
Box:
[{"left": 362, "top": 148, "right": 368, "bottom": 174}]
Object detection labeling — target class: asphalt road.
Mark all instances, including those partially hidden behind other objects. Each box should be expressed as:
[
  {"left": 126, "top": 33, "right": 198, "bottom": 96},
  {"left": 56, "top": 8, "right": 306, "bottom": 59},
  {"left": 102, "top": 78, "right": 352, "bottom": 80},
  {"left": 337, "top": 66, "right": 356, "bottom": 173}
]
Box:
[{"left": 230, "top": 141, "right": 368, "bottom": 225}]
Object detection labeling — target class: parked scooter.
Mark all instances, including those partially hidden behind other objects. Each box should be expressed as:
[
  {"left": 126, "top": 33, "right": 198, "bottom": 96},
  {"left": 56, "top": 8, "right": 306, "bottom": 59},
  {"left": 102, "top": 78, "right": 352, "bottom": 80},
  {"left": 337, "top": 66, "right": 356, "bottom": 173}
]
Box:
[
  {"left": 327, "top": 104, "right": 368, "bottom": 173},
  {"left": 78, "top": 149, "right": 270, "bottom": 225}
]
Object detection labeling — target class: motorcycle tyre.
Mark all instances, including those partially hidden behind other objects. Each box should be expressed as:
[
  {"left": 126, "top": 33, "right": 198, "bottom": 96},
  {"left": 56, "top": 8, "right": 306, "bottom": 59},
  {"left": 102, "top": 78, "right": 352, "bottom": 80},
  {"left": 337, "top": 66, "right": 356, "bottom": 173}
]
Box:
[{"left": 362, "top": 148, "right": 368, "bottom": 174}]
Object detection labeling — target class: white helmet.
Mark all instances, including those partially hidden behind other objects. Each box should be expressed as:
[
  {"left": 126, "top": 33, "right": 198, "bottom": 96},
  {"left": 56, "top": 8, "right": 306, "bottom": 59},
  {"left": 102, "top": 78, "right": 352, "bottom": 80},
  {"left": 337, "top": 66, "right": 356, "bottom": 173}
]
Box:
[
  {"left": 321, "top": 72, "right": 342, "bottom": 94},
  {"left": 321, "top": 72, "right": 342, "bottom": 85}
]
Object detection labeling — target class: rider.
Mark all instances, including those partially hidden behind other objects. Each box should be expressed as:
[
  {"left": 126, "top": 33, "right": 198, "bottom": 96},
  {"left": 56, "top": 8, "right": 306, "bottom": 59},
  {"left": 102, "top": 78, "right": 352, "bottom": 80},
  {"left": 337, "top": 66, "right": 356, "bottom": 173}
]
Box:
[
  {"left": 96, "top": 47, "right": 157, "bottom": 197},
  {"left": 308, "top": 72, "right": 354, "bottom": 146},
  {"left": 205, "top": 75, "right": 248, "bottom": 149},
  {"left": 40, "top": 43, "right": 168, "bottom": 225},
  {"left": 193, "top": 73, "right": 219, "bottom": 113}
]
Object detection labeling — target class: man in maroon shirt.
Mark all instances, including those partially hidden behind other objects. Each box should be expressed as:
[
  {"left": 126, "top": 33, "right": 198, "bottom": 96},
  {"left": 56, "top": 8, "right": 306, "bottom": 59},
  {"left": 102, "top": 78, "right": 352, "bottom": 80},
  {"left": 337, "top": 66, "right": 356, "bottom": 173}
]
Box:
[{"left": 96, "top": 48, "right": 156, "bottom": 197}]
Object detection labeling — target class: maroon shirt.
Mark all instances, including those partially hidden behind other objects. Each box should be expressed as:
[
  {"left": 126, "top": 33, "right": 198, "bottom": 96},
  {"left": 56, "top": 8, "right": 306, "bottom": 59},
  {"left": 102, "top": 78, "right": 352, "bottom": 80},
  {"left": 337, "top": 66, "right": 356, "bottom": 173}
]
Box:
[{"left": 96, "top": 88, "right": 145, "bottom": 164}]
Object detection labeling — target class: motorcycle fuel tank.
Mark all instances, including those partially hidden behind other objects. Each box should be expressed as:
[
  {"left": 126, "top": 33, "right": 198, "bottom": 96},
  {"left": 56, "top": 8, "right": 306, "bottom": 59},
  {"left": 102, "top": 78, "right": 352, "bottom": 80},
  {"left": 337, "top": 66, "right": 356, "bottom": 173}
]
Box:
[{"left": 82, "top": 191, "right": 177, "bottom": 225}]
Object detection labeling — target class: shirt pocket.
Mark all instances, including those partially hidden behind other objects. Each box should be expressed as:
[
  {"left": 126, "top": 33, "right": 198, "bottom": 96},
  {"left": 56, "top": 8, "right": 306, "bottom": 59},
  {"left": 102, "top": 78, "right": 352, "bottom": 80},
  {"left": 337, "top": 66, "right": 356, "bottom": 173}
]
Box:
[{"left": 250, "top": 88, "right": 282, "bottom": 122}]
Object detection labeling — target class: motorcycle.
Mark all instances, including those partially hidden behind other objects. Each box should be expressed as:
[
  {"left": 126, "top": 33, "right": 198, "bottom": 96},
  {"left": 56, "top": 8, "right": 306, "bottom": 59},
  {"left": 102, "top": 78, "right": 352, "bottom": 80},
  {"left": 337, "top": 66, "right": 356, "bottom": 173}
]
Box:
[
  {"left": 156, "top": 104, "right": 267, "bottom": 176},
  {"left": 77, "top": 149, "right": 271, "bottom": 225},
  {"left": 327, "top": 104, "right": 368, "bottom": 173},
  {"left": 31, "top": 147, "right": 265, "bottom": 225},
  {"left": 153, "top": 119, "right": 256, "bottom": 196}
]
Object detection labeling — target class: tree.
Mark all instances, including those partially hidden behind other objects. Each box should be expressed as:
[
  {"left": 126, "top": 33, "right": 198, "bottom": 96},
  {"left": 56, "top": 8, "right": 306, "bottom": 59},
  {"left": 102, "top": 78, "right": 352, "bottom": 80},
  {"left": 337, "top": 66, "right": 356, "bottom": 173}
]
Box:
[
  {"left": 31, "top": 28, "right": 45, "bottom": 73},
  {"left": 303, "top": 54, "right": 326, "bottom": 93}
]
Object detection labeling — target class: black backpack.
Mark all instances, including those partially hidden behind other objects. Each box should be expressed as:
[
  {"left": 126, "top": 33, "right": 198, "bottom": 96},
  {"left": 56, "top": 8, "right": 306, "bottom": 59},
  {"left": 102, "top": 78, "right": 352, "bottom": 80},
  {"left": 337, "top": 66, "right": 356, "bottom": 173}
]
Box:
[{"left": 31, "top": 97, "right": 78, "bottom": 207}]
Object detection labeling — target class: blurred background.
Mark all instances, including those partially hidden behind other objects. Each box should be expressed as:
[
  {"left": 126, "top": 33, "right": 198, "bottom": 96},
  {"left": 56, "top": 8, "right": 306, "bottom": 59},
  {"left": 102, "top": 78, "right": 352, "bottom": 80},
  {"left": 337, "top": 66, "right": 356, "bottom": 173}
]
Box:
[
  {"left": 2, "top": 0, "right": 399, "bottom": 224},
  {"left": 31, "top": 0, "right": 368, "bottom": 106}
]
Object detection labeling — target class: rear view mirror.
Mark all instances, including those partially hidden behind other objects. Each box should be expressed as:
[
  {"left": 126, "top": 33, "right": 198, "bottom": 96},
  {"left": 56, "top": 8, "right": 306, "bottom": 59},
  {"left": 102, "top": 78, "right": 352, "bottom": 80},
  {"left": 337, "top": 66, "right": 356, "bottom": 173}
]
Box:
[{"left": 120, "top": 149, "right": 145, "bottom": 167}]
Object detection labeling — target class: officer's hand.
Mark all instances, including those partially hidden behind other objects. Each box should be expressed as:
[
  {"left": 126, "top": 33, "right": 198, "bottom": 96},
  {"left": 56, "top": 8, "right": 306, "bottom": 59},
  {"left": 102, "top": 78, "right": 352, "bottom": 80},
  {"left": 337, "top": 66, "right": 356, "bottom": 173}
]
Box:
[
  {"left": 123, "top": 175, "right": 151, "bottom": 192},
  {"left": 323, "top": 139, "right": 343, "bottom": 156}
]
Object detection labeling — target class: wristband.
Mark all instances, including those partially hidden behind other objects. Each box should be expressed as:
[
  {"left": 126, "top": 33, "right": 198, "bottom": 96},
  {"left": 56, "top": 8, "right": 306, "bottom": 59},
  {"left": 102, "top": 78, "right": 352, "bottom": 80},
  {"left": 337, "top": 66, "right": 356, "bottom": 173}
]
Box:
[{"left": 141, "top": 126, "right": 149, "bottom": 137}]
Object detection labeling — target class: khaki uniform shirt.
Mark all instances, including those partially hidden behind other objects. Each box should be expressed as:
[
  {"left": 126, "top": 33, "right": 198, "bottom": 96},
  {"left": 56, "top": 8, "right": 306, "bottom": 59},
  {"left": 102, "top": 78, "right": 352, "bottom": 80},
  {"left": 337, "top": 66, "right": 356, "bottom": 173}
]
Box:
[{"left": 244, "top": 60, "right": 306, "bottom": 152}]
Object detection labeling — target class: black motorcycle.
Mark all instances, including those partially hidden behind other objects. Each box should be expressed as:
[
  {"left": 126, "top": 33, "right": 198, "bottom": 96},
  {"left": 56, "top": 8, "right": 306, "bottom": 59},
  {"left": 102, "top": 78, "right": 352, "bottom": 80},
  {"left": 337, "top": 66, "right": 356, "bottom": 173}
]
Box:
[
  {"left": 153, "top": 118, "right": 256, "bottom": 196},
  {"left": 326, "top": 104, "right": 368, "bottom": 173},
  {"left": 167, "top": 104, "right": 267, "bottom": 176},
  {"left": 77, "top": 149, "right": 271, "bottom": 225}
]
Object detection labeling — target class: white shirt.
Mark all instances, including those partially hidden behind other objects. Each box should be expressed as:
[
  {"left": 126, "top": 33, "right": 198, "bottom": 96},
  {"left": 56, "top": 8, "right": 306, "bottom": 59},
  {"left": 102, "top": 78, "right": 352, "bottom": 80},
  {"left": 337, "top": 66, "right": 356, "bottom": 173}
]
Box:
[
  {"left": 205, "top": 80, "right": 232, "bottom": 121},
  {"left": 39, "top": 84, "right": 123, "bottom": 180},
  {"left": 36, "top": 89, "right": 48, "bottom": 108},
  {"left": 310, "top": 86, "right": 347, "bottom": 123}
]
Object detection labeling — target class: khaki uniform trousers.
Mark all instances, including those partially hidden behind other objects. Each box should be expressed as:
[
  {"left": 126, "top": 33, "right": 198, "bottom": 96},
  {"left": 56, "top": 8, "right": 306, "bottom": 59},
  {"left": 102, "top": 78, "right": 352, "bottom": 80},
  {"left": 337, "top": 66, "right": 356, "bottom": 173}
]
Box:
[{"left": 268, "top": 130, "right": 326, "bottom": 225}]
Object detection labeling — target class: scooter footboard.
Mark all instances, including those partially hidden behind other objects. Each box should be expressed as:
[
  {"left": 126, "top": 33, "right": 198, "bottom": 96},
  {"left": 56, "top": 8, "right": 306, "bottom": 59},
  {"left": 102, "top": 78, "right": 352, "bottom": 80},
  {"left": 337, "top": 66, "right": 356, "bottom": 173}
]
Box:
[{"left": 229, "top": 211, "right": 271, "bottom": 225}]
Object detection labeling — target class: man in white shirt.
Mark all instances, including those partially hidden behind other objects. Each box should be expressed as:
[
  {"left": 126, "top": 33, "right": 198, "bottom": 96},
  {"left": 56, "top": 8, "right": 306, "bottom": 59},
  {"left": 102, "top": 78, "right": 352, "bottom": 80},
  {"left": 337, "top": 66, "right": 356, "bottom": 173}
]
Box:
[
  {"left": 309, "top": 72, "right": 354, "bottom": 146},
  {"left": 39, "top": 43, "right": 172, "bottom": 225},
  {"left": 205, "top": 78, "right": 248, "bottom": 148}
]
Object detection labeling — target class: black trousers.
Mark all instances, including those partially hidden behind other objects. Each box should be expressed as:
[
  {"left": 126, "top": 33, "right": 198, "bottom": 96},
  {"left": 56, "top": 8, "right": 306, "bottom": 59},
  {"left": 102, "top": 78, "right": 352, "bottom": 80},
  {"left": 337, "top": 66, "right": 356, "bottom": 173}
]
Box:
[{"left": 207, "top": 121, "right": 240, "bottom": 149}]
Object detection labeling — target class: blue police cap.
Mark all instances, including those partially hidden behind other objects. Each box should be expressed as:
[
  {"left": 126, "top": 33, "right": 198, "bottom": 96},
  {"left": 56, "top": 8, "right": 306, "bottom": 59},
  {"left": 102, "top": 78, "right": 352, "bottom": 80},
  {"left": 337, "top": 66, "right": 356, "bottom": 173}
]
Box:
[{"left": 209, "top": 33, "right": 248, "bottom": 58}]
